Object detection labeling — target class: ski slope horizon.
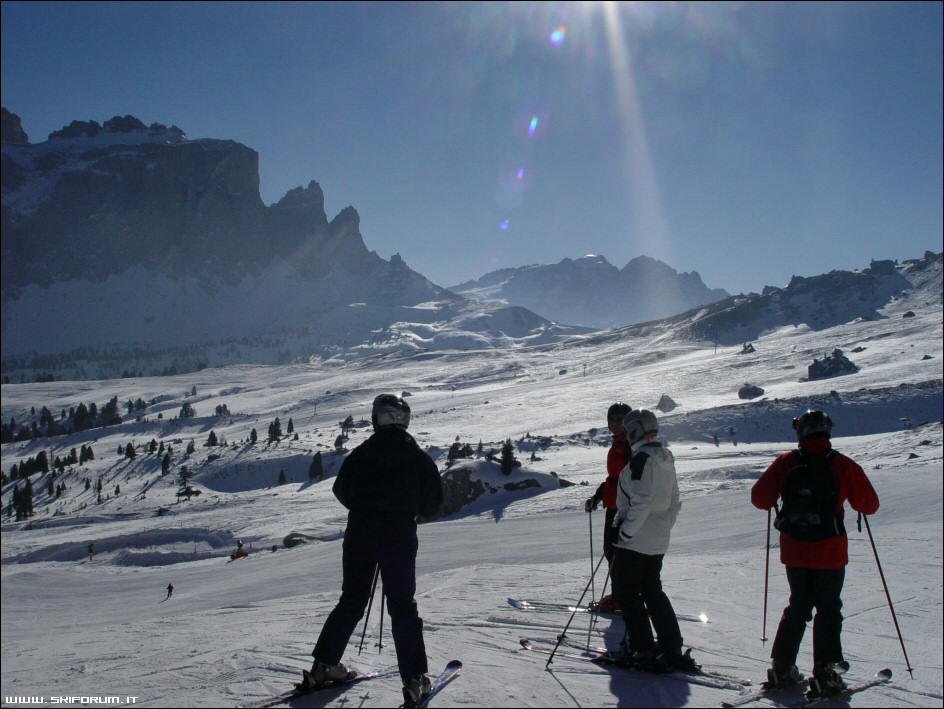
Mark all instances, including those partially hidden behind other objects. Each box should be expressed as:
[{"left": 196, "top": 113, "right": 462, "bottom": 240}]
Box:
[{"left": 1, "top": 274, "right": 942, "bottom": 708}]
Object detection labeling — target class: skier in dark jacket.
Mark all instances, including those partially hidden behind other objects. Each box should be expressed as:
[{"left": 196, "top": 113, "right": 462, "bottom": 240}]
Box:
[
  {"left": 304, "top": 394, "right": 443, "bottom": 707},
  {"left": 584, "top": 401, "right": 632, "bottom": 611},
  {"left": 751, "top": 410, "right": 879, "bottom": 695}
]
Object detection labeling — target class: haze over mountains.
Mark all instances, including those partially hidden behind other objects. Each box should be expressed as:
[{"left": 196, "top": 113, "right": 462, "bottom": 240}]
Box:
[
  {"left": 1, "top": 110, "right": 590, "bottom": 380},
  {"left": 1, "top": 110, "right": 942, "bottom": 709},
  {"left": 450, "top": 254, "right": 730, "bottom": 330},
  {"left": 1, "top": 109, "right": 940, "bottom": 383}
]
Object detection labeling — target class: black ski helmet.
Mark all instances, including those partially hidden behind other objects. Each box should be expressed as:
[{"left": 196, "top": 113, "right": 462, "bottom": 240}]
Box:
[
  {"left": 792, "top": 410, "right": 833, "bottom": 440},
  {"left": 607, "top": 402, "right": 632, "bottom": 421},
  {"left": 372, "top": 394, "right": 411, "bottom": 430}
]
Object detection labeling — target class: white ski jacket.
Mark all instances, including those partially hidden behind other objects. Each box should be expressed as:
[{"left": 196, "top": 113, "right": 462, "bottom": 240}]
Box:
[{"left": 613, "top": 441, "right": 681, "bottom": 556}]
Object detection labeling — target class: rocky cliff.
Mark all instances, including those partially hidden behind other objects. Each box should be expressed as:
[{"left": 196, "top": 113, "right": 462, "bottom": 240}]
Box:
[
  {"left": 1, "top": 110, "right": 587, "bottom": 381},
  {"left": 0, "top": 113, "right": 374, "bottom": 297}
]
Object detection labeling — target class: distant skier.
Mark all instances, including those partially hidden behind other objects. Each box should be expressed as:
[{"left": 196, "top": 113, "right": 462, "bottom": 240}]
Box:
[
  {"left": 583, "top": 401, "right": 632, "bottom": 612},
  {"left": 303, "top": 394, "right": 443, "bottom": 708},
  {"left": 166, "top": 583, "right": 174, "bottom": 600},
  {"left": 87, "top": 543, "right": 94, "bottom": 561},
  {"left": 751, "top": 410, "right": 879, "bottom": 696},
  {"left": 610, "top": 410, "right": 697, "bottom": 672}
]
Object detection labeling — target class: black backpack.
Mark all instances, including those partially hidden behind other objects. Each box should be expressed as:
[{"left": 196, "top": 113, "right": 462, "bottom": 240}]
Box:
[{"left": 773, "top": 449, "right": 846, "bottom": 542}]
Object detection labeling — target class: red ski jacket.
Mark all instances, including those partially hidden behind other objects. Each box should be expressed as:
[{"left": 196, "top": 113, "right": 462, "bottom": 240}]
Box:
[
  {"left": 602, "top": 432, "right": 631, "bottom": 510},
  {"left": 751, "top": 438, "right": 880, "bottom": 569}
]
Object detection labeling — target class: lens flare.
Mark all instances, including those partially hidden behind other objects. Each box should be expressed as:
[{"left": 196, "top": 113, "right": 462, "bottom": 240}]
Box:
[
  {"left": 517, "top": 168, "right": 525, "bottom": 180},
  {"left": 500, "top": 219, "right": 510, "bottom": 230},
  {"left": 549, "top": 25, "right": 566, "bottom": 46},
  {"left": 528, "top": 116, "right": 539, "bottom": 136}
]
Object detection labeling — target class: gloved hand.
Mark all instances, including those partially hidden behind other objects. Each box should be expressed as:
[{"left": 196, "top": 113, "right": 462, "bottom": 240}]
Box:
[
  {"left": 613, "top": 518, "right": 632, "bottom": 540},
  {"left": 584, "top": 497, "right": 598, "bottom": 513}
]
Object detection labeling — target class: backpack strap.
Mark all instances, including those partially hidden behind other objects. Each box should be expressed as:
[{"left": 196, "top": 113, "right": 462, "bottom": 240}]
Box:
[{"left": 795, "top": 447, "right": 838, "bottom": 464}]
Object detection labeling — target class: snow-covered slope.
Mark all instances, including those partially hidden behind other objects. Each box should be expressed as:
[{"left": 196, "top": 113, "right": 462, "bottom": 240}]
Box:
[{"left": 1, "top": 265, "right": 941, "bottom": 708}]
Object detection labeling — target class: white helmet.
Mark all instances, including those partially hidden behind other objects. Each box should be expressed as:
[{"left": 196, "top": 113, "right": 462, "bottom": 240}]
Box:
[{"left": 625, "top": 409, "right": 658, "bottom": 445}]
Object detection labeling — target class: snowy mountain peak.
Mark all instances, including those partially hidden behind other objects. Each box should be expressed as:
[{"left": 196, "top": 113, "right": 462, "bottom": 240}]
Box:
[
  {"left": 451, "top": 254, "right": 729, "bottom": 329},
  {"left": 45, "top": 114, "right": 188, "bottom": 147}
]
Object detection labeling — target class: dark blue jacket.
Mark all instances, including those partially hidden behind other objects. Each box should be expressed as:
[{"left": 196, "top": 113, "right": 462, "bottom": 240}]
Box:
[{"left": 333, "top": 427, "right": 443, "bottom": 523}]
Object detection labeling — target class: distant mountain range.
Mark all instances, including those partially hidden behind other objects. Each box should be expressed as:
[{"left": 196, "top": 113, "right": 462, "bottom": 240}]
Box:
[
  {"left": 571, "top": 251, "right": 942, "bottom": 350},
  {"left": 0, "top": 109, "right": 588, "bottom": 380},
  {"left": 2, "top": 108, "right": 940, "bottom": 382},
  {"left": 450, "top": 254, "right": 730, "bottom": 329}
]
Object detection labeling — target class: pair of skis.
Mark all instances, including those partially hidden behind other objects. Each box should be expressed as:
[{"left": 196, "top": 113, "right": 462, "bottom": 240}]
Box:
[
  {"left": 720, "top": 667, "right": 893, "bottom": 708},
  {"left": 521, "top": 636, "right": 892, "bottom": 707},
  {"left": 507, "top": 597, "right": 710, "bottom": 624},
  {"left": 249, "top": 659, "right": 461, "bottom": 708},
  {"left": 519, "top": 638, "right": 746, "bottom": 691}
]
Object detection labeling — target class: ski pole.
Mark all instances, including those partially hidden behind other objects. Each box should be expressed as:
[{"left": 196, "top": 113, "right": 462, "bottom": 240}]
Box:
[
  {"left": 357, "top": 565, "right": 380, "bottom": 655},
  {"left": 586, "top": 559, "right": 612, "bottom": 650},
  {"left": 863, "top": 514, "right": 915, "bottom": 678},
  {"left": 546, "top": 554, "right": 606, "bottom": 668},
  {"left": 376, "top": 590, "right": 386, "bottom": 652},
  {"left": 589, "top": 508, "right": 596, "bottom": 604},
  {"left": 762, "top": 507, "right": 771, "bottom": 644}
]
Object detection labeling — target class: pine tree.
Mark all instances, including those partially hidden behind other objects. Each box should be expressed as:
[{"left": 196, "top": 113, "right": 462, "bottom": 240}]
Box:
[
  {"left": 125, "top": 442, "right": 136, "bottom": 459},
  {"left": 206, "top": 430, "right": 218, "bottom": 447},
  {"left": 101, "top": 396, "right": 121, "bottom": 427},
  {"left": 287, "top": 418, "right": 294, "bottom": 434},
  {"left": 161, "top": 452, "right": 171, "bottom": 476},
  {"left": 177, "top": 466, "right": 200, "bottom": 500},
  {"left": 16, "top": 478, "right": 34, "bottom": 519},
  {"left": 500, "top": 439, "right": 520, "bottom": 474},
  {"left": 278, "top": 469, "right": 287, "bottom": 485},
  {"left": 250, "top": 428, "right": 258, "bottom": 444},
  {"left": 268, "top": 417, "right": 282, "bottom": 443}
]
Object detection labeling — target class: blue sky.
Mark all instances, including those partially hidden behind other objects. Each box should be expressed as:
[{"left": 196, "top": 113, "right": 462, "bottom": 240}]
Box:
[{"left": 2, "top": 1, "right": 941, "bottom": 295}]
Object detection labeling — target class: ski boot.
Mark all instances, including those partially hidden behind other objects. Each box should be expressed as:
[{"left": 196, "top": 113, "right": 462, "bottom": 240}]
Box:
[
  {"left": 298, "top": 659, "right": 354, "bottom": 692},
  {"left": 657, "top": 647, "right": 701, "bottom": 673},
  {"left": 763, "top": 663, "right": 803, "bottom": 690},
  {"left": 402, "top": 673, "right": 432, "bottom": 708},
  {"left": 809, "top": 662, "right": 848, "bottom": 697},
  {"left": 628, "top": 647, "right": 671, "bottom": 674}
]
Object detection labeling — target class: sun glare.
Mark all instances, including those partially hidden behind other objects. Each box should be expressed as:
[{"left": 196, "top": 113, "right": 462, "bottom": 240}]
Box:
[{"left": 599, "top": 1, "right": 671, "bottom": 263}]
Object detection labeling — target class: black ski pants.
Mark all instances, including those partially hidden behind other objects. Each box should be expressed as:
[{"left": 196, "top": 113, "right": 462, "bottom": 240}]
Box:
[
  {"left": 772, "top": 566, "right": 845, "bottom": 670},
  {"left": 602, "top": 507, "right": 618, "bottom": 564},
  {"left": 312, "top": 516, "right": 428, "bottom": 680},
  {"left": 611, "top": 547, "right": 683, "bottom": 654}
]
